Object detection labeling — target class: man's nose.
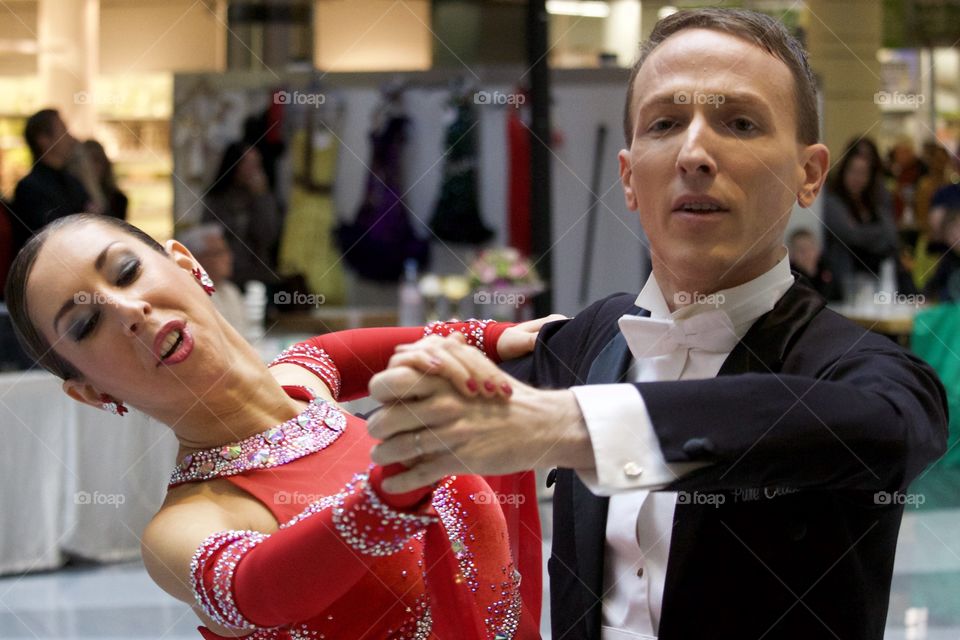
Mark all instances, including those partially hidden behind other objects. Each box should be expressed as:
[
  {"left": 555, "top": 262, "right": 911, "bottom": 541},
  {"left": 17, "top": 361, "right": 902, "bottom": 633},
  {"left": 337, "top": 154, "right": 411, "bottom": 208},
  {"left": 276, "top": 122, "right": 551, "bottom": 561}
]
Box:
[{"left": 675, "top": 117, "right": 717, "bottom": 177}]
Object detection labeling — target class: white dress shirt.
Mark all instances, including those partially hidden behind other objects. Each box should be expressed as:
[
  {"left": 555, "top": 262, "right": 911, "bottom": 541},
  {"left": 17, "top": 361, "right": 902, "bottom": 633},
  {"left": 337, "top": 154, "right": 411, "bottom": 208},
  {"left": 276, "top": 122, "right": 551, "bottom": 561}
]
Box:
[{"left": 570, "top": 254, "right": 795, "bottom": 639}]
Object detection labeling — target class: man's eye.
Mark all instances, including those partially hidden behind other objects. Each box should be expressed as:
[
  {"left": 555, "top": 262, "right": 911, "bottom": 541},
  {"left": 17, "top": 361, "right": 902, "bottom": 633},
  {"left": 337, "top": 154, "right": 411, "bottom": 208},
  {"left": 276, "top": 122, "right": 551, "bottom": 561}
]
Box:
[
  {"left": 117, "top": 259, "right": 141, "bottom": 285},
  {"left": 729, "top": 118, "right": 757, "bottom": 133},
  {"left": 649, "top": 119, "right": 676, "bottom": 133}
]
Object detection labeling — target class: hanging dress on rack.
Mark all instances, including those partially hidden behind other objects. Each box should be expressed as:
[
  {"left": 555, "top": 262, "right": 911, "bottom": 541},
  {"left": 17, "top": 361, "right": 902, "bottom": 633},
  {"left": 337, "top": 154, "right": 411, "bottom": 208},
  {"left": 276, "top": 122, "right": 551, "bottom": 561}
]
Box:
[
  {"left": 336, "top": 97, "right": 430, "bottom": 282},
  {"left": 278, "top": 96, "right": 346, "bottom": 304},
  {"left": 429, "top": 94, "right": 494, "bottom": 245},
  {"left": 507, "top": 94, "right": 532, "bottom": 256}
]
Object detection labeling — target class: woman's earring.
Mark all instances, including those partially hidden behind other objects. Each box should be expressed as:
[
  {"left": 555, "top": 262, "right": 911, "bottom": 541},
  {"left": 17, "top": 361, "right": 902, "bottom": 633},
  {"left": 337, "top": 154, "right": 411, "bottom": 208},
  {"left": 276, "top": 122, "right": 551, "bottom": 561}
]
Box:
[
  {"left": 99, "top": 394, "right": 128, "bottom": 417},
  {"left": 191, "top": 267, "right": 216, "bottom": 296}
]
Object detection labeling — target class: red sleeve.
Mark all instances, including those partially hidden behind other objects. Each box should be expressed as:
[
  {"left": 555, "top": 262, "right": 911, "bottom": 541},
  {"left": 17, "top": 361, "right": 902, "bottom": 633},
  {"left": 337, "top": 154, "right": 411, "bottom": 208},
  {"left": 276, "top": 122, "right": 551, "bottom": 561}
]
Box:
[
  {"left": 270, "top": 321, "right": 514, "bottom": 402},
  {"left": 191, "top": 466, "right": 537, "bottom": 638},
  {"left": 191, "top": 469, "right": 436, "bottom": 631}
]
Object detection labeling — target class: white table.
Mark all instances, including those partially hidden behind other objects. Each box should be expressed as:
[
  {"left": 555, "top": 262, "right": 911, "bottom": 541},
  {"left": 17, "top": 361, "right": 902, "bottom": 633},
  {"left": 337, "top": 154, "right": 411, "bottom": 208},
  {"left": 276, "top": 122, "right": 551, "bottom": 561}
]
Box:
[{"left": 0, "top": 370, "right": 177, "bottom": 575}]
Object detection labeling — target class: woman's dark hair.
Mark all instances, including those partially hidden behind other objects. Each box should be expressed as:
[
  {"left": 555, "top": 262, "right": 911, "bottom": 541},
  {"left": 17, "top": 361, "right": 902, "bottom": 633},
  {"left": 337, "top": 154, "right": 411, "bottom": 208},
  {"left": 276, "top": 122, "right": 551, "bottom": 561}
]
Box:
[
  {"left": 623, "top": 8, "right": 820, "bottom": 146},
  {"left": 206, "top": 141, "right": 255, "bottom": 196},
  {"left": 828, "top": 136, "right": 884, "bottom": 223},
  {"left": 3, "top": 214, "right": 166, "bottom": 380}
]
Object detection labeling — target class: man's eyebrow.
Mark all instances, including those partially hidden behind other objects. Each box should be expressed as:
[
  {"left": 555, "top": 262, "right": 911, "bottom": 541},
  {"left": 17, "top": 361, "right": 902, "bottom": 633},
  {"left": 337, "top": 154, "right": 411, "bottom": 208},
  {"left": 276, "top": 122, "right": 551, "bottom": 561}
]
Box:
[
  {"left": 637, "top": 91, "right": 774, "bottom": 112},
  {"left": 53, "top": 241, "right": 119, "bottom": 334}
]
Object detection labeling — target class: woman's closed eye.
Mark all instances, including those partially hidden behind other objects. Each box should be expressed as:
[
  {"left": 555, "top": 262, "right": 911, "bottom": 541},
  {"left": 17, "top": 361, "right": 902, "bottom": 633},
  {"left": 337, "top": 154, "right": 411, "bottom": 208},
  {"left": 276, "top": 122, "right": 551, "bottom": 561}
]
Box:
[{"left": 72, "top": 257, "right": 142, "bottom": 342}]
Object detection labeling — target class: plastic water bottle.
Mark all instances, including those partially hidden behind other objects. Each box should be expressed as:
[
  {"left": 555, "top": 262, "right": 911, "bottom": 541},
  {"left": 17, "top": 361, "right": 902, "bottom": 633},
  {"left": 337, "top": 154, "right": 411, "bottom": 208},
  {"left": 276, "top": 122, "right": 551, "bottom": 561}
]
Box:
[
  {"left": 398, "top": 260, "right": 423, "bottom": 327},
  {"left": 244, "top": 280, "right": 267, "bottom": 341}
]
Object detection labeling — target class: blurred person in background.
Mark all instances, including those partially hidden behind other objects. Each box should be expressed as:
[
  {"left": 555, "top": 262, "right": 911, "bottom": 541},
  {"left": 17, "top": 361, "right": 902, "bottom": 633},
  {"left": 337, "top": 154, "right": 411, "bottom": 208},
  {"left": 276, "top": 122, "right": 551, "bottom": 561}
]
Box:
[
  {"left": 12, "top": 109, "right": 90, "bottom": 255},
  {"left": 911, "top": 144, "right": 960, "bottom": 287},
  {"left": 788, "top": 228, "right": 841, "bottom": 300},
  {"left": 887, "top": 138, "right": 924, "bottom": 226},
  {"left": 202, "top": 142, "right": 281, "bottom": 289},
  {"left": 823, "top": 137, "right": 899, "bottom": 297},
  {"left": 68, "top": 139, "right": 129, "bottom": 221},
  {"left": 178, "top": 223, "right": 246, "bottom": 336},
  {"left": 922, "top": 208, "right": 960, "bottom": 303},
  {"left": 929, "top": 143, "right": 960, "bottom": 216},
  {"left": 914, "top": 142, "right": 950, "bottom": 235}
]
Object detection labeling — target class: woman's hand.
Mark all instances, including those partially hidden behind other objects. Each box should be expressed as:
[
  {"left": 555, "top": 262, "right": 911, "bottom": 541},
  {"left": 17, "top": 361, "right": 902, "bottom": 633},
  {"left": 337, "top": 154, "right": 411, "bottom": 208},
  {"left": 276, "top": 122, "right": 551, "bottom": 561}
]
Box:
[{"left": 496, "top": 314, "right": 567, "bottom": 361}]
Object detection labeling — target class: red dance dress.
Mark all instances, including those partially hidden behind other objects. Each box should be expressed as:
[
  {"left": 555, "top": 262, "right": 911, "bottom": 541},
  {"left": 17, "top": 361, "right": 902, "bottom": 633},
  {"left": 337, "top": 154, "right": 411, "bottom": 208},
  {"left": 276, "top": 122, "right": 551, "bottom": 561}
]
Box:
[{"left": 169, "top": 320, "right": 542, "bottom": 639}]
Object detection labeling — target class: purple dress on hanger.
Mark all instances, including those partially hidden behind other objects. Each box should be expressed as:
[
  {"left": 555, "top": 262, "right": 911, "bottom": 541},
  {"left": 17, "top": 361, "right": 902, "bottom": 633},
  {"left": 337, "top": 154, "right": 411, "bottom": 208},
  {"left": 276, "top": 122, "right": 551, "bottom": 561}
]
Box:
[{"left": 336, "top": 114, "right": 430, "bottom": 282}]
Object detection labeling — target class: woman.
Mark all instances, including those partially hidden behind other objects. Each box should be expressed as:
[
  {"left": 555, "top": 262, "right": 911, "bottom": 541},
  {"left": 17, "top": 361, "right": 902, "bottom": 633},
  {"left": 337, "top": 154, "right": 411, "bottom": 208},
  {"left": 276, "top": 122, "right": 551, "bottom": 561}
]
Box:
[
  {"left": 203, "top": 142, "right": 282, "bottom": 288},
  {"left": 4, "top": 213, "right": 549, "bottom": 639},
  {"left": 822, "top": 138, "right": 899, "bottom": 297}
]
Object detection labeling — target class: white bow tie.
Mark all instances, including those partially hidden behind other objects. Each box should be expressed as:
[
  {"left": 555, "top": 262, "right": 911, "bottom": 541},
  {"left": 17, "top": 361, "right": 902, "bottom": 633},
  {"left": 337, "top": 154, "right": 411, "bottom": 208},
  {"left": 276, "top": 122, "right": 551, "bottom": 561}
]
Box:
[{"left": 618, "top": 309, "right": 739, "bottom": 360}]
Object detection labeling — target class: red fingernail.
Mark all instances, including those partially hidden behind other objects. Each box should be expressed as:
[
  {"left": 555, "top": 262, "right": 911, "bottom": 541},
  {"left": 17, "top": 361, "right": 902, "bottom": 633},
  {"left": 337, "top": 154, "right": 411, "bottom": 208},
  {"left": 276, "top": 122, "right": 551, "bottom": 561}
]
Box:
[
  {"left": 483, "top": 380, "right": 496, "bottom": 393},
  {"left": 466, "top": 378, "right": 479, "bottom": 393},
  {"left": 501, "top": 382, "right": 513, "bottom": 397}
]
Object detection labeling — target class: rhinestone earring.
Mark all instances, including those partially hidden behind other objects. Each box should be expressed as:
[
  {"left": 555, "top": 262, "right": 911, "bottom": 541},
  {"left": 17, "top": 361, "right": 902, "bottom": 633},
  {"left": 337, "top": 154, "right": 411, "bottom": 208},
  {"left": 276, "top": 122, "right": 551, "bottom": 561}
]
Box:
[
  {"left": 191, "top": 267, "right": 216, "bottom": 296},
  {"left": 100, "top": 394, "right": 128, "bottom": 417}
]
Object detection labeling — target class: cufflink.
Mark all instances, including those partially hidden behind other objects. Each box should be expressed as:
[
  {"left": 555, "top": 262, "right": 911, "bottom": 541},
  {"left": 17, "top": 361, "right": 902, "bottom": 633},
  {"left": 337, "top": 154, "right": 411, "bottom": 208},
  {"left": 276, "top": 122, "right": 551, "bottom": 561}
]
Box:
[{"left": 623, "top": 461, "right": 643, "bottom": 479}]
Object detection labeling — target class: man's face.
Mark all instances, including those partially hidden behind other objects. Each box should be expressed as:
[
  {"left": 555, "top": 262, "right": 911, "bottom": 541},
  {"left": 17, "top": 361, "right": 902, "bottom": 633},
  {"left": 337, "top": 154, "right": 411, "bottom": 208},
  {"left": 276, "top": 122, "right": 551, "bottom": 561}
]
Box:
[
  {"left": 38, "top": 116, "right": 76, "bottom": 166},
  {"left": 618, "top": 29, "right": 827, "bottom": 292}
]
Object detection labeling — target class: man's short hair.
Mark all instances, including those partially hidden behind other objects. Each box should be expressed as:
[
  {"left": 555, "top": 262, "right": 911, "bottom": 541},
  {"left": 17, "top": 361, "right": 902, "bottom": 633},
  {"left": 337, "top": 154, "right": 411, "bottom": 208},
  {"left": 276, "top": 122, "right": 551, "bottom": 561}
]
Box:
[
  {"left": 24, "top": 109, "right": 61, "bottom": 160},
  {"left": 623, "top": 9, "right": 819, "bottom": 146}
]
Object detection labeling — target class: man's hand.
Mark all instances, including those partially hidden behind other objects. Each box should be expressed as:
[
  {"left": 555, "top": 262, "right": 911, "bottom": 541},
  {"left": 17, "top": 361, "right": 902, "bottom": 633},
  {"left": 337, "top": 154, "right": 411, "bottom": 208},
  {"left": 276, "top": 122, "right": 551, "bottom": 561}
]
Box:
[{"left": 366, "top": 338, "right": 595, "bottom": 494}]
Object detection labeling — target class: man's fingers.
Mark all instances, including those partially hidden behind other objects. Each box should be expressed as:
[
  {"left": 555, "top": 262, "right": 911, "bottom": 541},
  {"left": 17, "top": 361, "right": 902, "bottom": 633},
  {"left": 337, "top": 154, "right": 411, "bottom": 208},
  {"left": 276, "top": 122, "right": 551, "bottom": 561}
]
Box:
[
  {"left": 371, "top": 427, "right": 448, "bottom": 465},
  {"left": 380, "top": 454, "right": 462, "bottom": 494},
  {"left": 367, "top": 393, "right": 466, "bottom": 440}
]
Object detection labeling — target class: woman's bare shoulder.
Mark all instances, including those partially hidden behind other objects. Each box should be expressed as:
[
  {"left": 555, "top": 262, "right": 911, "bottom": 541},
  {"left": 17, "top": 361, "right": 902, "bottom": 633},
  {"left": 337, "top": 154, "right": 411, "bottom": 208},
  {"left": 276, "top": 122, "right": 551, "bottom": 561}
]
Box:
[{"left": 141, "top": 480, "right": 276, "bottom": 604}]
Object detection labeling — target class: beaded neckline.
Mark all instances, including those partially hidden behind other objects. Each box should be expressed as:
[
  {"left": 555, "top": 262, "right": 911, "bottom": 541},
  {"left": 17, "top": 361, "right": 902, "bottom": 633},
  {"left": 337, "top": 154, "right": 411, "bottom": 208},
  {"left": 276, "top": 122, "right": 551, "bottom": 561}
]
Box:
[{"left": 168, "top": 393, "right": 347, "bottom": 487}]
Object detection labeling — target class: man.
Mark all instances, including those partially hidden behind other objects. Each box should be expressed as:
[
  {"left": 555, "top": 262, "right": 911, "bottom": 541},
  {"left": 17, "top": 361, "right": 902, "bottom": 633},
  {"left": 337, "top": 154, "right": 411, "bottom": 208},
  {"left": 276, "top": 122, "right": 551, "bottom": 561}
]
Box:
[
  {"left": 367, "top": 9, "right": 947, "bottom": 640},
  {"left": 12, "top": 109, "right": 90, "bottom": 255}
]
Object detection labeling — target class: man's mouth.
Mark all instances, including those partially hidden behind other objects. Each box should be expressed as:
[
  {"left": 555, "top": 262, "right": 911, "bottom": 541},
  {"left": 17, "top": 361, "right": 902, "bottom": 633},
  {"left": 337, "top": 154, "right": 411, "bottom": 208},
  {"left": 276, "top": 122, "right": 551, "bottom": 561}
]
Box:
[{"left": 672, "top": 196, "right": 729, "bottom": 214}]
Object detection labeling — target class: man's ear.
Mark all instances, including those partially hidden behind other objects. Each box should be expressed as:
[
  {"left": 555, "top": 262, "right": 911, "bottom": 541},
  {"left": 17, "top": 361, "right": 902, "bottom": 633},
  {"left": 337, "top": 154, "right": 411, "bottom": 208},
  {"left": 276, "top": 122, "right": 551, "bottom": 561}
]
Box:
[
  {"left": 62, "top": 378, "right": 105, "bottom": 411},
  {"left": 164, "top": 239, "right": 199, "bottom": 273},
  {"left": 797, "top": 143, "right": 830, "bottom": 208},
  {"left": 618, "top": 149, "right": 638, "bottom": 211}
]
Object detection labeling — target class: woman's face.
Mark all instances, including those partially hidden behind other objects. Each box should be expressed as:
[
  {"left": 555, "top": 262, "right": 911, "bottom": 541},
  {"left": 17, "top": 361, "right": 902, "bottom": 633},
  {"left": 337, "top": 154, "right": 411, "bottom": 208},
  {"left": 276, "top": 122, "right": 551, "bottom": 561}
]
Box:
[
  {"left": 843, "top": 155, "right": 872, "bottom": 198},
  {"left": 26, "top": 222, "right": 233, "bottom": 412}
]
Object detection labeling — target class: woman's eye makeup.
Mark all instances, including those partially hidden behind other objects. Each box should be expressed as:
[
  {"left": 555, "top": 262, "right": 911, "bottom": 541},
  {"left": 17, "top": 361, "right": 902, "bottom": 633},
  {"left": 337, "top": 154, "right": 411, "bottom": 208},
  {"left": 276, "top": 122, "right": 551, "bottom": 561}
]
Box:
[
  {"left": 70, "top": 256, "right": 142, "bottom": 342},
  {"left": 72, "top": 311, "right": 100, "bottom": 341},
  {"left": 117, "top": 257, "right": 141, "bottom": 284}
]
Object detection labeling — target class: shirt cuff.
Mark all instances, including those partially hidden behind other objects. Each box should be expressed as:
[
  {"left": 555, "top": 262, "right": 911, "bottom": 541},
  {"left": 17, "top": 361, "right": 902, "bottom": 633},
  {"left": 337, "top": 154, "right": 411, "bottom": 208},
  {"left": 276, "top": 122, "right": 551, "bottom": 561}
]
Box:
[{"left": 570, "top": 384, "right": 705, "bottom": 496}]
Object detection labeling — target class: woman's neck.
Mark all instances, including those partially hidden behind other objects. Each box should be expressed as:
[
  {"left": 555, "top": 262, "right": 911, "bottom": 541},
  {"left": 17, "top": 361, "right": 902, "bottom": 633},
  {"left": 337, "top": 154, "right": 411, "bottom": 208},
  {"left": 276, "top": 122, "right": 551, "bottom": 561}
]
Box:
[{"left": 163, "top": 333, "right": 305, "bottom": 454}]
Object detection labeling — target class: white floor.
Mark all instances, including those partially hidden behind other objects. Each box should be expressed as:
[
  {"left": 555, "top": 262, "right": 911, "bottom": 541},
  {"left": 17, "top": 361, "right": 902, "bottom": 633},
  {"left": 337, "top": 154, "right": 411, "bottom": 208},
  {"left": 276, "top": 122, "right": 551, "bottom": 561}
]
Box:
[{"left": 0, "top": 507, "right": 957, "bottom": 639}]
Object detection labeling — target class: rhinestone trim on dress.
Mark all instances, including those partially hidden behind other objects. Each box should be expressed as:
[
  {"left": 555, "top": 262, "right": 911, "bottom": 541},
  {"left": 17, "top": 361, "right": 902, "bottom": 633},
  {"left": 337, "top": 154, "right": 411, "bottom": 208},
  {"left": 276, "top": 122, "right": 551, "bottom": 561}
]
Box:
[
  {"left": 190, "top": 529, "right": 268, "bottom": 631},
  {"left": 423, "top": 318, "right": 491, "bottom": 355},
  {"left": 330, "top": 472, "right": 438, "bottom": 556},
  {"left": 168, "top": 398, "right": 346, "bottom": 487},
  {"left": 268, "top": 344, "right": 342, "bottom": 400}
]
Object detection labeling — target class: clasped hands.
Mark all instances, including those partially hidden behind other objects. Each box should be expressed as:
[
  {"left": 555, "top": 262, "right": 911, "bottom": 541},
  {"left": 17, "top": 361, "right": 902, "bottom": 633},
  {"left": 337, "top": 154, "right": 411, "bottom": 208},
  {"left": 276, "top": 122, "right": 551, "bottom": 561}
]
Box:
[{"left": 367, "top": 316, "right": 594, "bottom": 494}]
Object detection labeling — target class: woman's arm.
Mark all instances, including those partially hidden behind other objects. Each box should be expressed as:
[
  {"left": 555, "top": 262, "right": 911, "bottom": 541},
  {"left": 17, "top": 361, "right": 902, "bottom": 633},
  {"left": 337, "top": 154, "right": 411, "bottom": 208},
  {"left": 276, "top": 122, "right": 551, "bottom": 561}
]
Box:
[
  {"left": 142, "top": 469, "right": 437, "bottom": 636},
  {"left": 268, "top": 320, "right": 520, "bottom": 401}
]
